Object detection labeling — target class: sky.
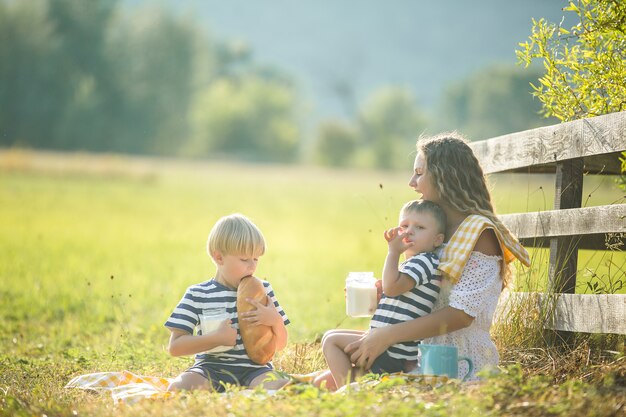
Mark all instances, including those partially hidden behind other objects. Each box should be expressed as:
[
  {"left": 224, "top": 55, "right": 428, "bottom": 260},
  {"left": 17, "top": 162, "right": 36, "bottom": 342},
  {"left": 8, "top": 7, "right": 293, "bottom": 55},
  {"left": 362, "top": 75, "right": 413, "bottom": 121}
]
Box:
[{"left": 127, "top": 0, "right": 569, "bottom": 121}]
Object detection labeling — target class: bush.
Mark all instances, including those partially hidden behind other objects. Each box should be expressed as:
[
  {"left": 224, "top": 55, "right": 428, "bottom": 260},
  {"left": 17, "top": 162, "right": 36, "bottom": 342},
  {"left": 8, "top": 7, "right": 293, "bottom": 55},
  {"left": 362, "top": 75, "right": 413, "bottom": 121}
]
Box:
[
  {"left": 187, "top": 77, "right": 301, "bottom": 162},
  {"left": 314, "top": 120, "right": 358, "bottom": 167}
]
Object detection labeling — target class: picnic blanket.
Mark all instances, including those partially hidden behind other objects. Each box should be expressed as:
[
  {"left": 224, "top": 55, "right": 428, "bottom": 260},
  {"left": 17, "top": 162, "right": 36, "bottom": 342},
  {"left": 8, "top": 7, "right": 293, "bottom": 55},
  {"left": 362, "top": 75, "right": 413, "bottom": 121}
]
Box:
[
  {"left": 65, "top": 370, "right": 173, "bottom": 404},
  {"left": 65, "top": 370, "right": 451, "bottom": 405}
]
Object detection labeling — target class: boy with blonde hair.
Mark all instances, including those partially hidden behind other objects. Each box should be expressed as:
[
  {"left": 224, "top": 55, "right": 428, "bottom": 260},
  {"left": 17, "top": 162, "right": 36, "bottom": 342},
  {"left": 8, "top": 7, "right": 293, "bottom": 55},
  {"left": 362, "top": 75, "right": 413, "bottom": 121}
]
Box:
[{"left": 165, "top": 214, "right": 289, "bottom": 392}]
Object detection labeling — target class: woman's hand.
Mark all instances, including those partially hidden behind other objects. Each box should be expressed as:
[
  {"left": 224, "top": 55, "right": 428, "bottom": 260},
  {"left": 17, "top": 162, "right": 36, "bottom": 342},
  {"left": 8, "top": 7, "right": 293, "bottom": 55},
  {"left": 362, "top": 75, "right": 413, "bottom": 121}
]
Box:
[
  {"left": 240, "top": 296, "right": 281, "bottom": 327},
  {"left": 343, "top": 327, "right": 392, "bottom": 370}
]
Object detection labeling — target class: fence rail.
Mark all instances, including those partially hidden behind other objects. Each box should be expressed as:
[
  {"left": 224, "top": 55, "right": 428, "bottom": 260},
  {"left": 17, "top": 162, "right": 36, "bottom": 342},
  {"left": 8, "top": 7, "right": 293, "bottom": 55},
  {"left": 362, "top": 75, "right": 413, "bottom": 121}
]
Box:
[
  {"left": 472, "top": 110, "right": 626, "bottom": 175},
  {"left": 503, "top": 205, "right": 625, "bottom": 250},
  {"left": 470, "top": 110, "right": 626, "bottom": 335},
  {"left": 497, "top": 292, "right": 626, "bottom": 335}
]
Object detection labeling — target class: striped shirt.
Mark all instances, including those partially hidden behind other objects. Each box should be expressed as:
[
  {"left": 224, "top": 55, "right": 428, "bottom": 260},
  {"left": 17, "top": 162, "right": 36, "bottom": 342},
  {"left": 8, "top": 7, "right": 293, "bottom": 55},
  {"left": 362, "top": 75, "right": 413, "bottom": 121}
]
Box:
[
  {"left": 164, "top": 278, "right": 289, "bottom": 369},
  {"left": 370, "top": 252, "right": 441, "bottom": 360}
]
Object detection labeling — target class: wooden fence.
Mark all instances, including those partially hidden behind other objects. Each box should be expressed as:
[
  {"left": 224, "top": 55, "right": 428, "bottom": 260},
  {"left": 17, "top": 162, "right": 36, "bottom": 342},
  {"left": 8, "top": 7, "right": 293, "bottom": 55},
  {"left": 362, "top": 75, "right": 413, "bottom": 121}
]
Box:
[{"left": 469, "top": 110, "right": 626, "bottom": 335}]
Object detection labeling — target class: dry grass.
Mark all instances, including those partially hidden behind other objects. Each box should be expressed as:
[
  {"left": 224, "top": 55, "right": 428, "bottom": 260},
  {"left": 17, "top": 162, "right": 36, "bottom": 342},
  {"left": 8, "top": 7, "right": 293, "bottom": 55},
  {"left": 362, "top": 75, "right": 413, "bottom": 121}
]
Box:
[
  {"left": 0, "top": 148, "right": 159, "bottom": 180},
  {"left": 500, "top": 337, "right": 625, "bottom": 384}
]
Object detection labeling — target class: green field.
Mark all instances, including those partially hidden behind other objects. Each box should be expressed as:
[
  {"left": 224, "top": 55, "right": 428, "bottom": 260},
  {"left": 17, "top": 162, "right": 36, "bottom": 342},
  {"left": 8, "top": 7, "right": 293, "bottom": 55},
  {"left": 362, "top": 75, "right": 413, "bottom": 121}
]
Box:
[{"left": 1, "top": 150, "right": 624, "bottom": 416}]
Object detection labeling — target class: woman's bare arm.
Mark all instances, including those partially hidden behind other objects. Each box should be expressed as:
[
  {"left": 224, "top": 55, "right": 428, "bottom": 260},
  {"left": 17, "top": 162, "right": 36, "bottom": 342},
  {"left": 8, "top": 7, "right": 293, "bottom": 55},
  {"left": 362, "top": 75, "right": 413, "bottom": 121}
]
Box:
[{"left": 345, "top": 306, "right": 473, "bottom": 369}]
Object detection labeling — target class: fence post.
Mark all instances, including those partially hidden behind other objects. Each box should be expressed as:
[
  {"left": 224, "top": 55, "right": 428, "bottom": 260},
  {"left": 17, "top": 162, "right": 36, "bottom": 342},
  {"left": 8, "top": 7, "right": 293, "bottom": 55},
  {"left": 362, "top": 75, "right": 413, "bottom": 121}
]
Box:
[
  {"left": 546, "top": 157, "right": 584, "bottom": 345},
  {"left": 548, "top": 158, "right": 584, "bottom": 294}
]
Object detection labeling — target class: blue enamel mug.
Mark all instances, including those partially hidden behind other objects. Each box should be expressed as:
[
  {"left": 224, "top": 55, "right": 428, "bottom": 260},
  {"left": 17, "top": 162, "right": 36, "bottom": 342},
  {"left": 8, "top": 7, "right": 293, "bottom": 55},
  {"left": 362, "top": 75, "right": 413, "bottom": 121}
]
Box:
[{"left": 418, "top": 344, "right": 474, "bottom": 381}]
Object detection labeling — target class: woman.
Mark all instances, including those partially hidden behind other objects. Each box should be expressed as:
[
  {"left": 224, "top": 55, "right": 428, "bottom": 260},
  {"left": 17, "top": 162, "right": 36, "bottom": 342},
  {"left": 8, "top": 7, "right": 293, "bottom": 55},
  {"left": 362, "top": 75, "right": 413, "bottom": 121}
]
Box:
[{"left": 342, "top": 132, "right": 530, "bottom": 381}]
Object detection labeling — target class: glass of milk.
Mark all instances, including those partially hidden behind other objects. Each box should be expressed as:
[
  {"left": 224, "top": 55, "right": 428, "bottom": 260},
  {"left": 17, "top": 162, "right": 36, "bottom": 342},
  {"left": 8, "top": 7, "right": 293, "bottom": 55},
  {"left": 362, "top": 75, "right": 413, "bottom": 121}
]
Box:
[
  {"left": 199, "top": 307, "right": 232, "bottom": 353},
  {"left": 345, "top": 272, "right": 378, "bottom": 317}
]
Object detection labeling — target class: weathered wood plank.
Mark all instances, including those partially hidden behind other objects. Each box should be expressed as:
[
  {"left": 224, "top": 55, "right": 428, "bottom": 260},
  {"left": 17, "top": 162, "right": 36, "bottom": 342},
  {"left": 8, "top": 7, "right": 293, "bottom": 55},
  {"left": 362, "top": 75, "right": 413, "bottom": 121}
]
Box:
[
  {"left": 502, "top": 152, "right": 623, "bottom": 175},
  {"left": 496, "top": 292, "right": 626, "bottom": 335},
  {"left": 518, "top": 234, "right": 622, "bottom": 250},
  {"left": 470, "top": 111, "right": 626, "bottom": 174},
  {"left": 501, "top": 205, "right": 626, "bottom": 240},
  {"left": 549, "top": 294, "right": 626, "bottom": 334}
]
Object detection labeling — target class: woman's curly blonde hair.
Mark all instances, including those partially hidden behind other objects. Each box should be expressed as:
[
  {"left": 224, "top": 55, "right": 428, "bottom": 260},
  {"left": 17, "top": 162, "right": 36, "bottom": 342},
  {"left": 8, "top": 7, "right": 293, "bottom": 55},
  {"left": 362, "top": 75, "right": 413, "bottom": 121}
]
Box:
[{"left": 417, "top": 132, "right": 513, "bottom": 283}]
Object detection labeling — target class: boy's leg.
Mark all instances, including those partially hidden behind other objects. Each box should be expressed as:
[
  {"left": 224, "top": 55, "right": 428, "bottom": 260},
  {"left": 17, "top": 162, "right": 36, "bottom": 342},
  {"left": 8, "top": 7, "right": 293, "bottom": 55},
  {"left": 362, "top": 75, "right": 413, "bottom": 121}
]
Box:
[
  {"left": 248, "top": 370, "right": 290, "bottom": 391},
  {"left": 313, "top": 329, "right": 366, "bottom": 390},
  {"left": 322, "top": 331, "right": 365, "bottom": 389},
  {"left": 167, "top": 371, "right": 213, "bottom": 392},
  {"left": 320, "top": 328, "right": 364, "bottom": 345}
]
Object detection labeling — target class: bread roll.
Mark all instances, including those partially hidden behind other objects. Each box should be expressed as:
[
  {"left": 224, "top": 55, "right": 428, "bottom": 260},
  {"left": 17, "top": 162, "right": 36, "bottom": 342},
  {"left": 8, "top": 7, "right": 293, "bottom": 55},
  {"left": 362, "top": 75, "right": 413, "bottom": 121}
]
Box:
[{"left": 237, "top": 275, "right": 277, "bottom": 365}]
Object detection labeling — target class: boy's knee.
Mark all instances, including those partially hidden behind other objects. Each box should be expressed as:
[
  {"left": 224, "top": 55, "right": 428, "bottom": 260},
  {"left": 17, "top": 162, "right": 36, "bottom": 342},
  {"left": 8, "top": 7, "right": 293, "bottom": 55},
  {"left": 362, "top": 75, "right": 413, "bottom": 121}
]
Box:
[
  {"left": 321, "top": 332, "right": 341, "bottom": 353},
  {"left": 167, "top": 372, "right": 210, "bottom": 392},
  {"left": 249, "top": 371, "right": 289, "bottom": 390},
  {"left": 167, "top": 380, "right": 182, "bottom": 392},
  {"left": 320, "top": 329, "right": 338, "bottom": 345},
  {"left": 259, "top": 377, "right": 290, "bottom": 391}
]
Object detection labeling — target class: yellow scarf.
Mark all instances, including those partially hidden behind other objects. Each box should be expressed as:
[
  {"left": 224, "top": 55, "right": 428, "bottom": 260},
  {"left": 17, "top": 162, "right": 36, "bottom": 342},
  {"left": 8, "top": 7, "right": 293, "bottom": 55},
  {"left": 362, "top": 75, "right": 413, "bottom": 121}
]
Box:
[{"left": 439, "top": 214, "right": 531, "bottom": 283}]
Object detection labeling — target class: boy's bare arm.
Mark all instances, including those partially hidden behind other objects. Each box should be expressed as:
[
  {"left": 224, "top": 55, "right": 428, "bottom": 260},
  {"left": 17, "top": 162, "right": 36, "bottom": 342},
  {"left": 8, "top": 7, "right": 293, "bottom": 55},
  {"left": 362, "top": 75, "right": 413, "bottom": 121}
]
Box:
[
  {"left": 239, "top": 296, "right": 288, "bottom": 351},
  {"left": 382, "top": 252, "right": 416, "bottom": 297},
  {"left": 167, "top": 320, "right": 236, "bottom": 356},
  {"left": 272, "top": 319, "right": 288, "bottom": 351},
  {"left": 382, "top": 227, "right": 417, "bottom": 297}
]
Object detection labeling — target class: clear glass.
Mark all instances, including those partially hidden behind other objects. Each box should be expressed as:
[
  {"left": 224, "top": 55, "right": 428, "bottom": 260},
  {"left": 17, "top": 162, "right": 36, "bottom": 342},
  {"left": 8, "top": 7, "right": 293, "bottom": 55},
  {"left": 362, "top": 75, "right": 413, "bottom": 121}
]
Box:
[
  {"left": 199, "top": 307, "right": 231, "bottom": 353},
  {"left": 345, "top": 272, "right": 378, "bottom": 317}
]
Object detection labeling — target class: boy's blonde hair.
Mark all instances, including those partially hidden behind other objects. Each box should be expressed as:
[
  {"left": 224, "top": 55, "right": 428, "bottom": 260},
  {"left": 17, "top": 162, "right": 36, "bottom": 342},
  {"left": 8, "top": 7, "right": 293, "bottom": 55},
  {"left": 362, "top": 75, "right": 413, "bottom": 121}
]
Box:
[
  {"left": 401, "top": 200, "right": 447, "bottom": 236},
  {"left": 207, "top": 214, "right": 265, "bottom": 258}
]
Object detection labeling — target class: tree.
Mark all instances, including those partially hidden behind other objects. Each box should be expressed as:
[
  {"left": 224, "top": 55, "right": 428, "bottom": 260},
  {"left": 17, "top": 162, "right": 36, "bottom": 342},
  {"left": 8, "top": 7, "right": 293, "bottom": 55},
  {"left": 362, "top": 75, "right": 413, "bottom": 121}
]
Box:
[
  {"left": 0, "top": 0, "right": 252, "bottom": 156},
  {"left": 438, "top": 65, "right": 557, "bottom": 140},
  {"left": 518, "top": 0, "right": 626, "bottom": 191},
  {"left": 40, "top": 0, "right": 119, "bottom": 150},
  {"left": 0, "top": 0, "right": 124, "bottom": 151},
  {"left": 0, "top": 1, "right": 76, "bottom": 147},
  {"left": 108, "top": 7, "right": 204, "bottom": 154},
  {"left": 358, "top": 87, "right": 427, "bottom": 169},
  {"left": 187, "top": 77, "right": 301, "bottom": 162},
  {"left": 517, "top": 0, "right": 626, "bottom": 122}
]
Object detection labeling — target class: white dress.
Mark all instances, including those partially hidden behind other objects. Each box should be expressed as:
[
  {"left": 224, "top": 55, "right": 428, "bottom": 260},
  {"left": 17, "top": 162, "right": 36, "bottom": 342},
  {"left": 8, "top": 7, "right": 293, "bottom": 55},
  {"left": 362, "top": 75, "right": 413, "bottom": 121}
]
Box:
[{"left": 421, "top": 251, "right": 502, "bottom": 381}]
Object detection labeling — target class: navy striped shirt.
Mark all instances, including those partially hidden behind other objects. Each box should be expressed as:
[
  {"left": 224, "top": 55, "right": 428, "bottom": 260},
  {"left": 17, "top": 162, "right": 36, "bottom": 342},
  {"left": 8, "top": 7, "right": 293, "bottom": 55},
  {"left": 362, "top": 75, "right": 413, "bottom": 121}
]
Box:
[
  {"left": 370, "top": 251, "right": 441, "bottom": 360},
  {"left": 165, "top": 278, "right": 289, "bottom": 369}
]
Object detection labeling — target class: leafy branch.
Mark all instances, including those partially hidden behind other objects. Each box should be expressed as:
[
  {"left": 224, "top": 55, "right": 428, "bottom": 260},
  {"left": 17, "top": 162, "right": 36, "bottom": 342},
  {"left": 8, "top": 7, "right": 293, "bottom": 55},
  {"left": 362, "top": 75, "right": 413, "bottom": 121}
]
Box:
[{"left": 516, "top": 0, "right": 626, "bottom": 123}]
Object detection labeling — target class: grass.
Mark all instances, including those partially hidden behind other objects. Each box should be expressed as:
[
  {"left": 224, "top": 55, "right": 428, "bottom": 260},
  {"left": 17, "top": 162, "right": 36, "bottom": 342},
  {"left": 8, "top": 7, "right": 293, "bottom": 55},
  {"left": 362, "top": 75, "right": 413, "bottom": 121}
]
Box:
[{"left": 0, "top": 149, "right": 624, "bottom": 416}]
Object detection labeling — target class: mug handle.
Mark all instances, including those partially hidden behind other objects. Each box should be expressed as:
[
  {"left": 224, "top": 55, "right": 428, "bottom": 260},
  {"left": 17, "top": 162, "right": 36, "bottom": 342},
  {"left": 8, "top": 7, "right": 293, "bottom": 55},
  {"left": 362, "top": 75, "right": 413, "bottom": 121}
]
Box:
[{"left": 458, "top": 356, "right": 474, "bottom": 382}]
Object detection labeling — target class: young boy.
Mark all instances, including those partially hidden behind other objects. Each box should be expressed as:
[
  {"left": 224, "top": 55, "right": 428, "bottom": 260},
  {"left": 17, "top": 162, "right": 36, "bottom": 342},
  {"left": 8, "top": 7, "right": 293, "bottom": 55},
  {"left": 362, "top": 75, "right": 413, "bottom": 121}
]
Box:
[
  {"left": 319, "top": 200, "right": 445, "bottom": 389},
  {"left": 165, "top": 213, "right": 290, "bottom": 392}
]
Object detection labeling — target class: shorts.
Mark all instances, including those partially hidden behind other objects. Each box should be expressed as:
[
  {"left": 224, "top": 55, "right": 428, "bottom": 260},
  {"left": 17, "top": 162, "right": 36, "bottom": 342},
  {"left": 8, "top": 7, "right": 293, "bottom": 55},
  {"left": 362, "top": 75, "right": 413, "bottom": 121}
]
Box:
[
  {"left": 187, "top": 361, "right": 274, "bottom": 392},
  {"left": 370, "top": 350, "right": 416, "bottom": 374}
]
